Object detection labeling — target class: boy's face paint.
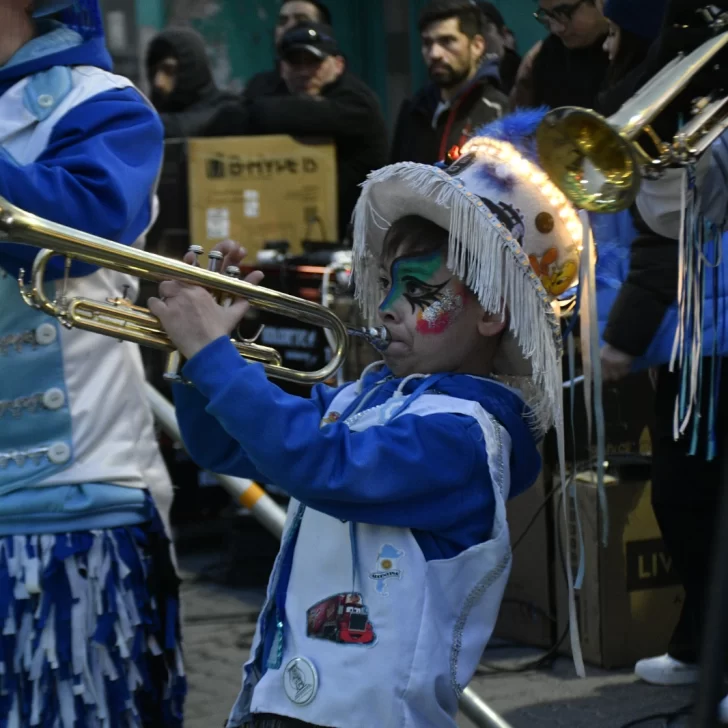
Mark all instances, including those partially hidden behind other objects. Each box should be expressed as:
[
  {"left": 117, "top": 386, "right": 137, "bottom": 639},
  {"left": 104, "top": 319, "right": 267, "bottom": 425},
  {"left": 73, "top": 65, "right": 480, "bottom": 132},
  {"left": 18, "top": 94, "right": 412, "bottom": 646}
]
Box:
[
  {"left": 377, "top": 249, "right": 485, "bottom": 377},
  {"left": 415, "top": 281, "right": 467, "bottom": 335},
  {"left": 379, "top": 252, "right": 465, "bottom": 337}
]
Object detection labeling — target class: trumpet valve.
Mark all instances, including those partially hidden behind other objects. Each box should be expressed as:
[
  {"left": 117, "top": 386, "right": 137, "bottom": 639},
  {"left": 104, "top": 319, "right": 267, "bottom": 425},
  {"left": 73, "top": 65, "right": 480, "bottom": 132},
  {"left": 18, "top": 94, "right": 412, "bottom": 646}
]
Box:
[
  {"left": 221, "top": 266, "right": 241, "bottom": 307},
  {"left": 207, "top": 250, "right": 223, "bottom": 273},
  {"left": 187, "top": 245, "right": 204, "bottom": 267}
]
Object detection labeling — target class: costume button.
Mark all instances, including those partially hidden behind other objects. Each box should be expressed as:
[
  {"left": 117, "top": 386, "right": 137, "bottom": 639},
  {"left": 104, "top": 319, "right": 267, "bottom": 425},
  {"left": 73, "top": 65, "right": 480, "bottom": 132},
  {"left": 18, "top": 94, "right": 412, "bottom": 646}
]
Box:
[
  {"left": 47, "top": 442, "right": 71, "bottom": 465},
  {"left": 35, "top": 323, "right": 57, "bottom": 345},
  {"left": 37, "top": 94, "right": 54, "bottom": 108},
  {"left": 42, "top": 388, "right": 65, "bottom": 410}
]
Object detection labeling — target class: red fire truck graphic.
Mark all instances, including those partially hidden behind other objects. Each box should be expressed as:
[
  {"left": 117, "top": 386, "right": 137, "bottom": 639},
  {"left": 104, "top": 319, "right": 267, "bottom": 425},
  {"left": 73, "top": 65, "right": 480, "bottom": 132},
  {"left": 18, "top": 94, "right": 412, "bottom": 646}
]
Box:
[{"left": 306, "top": 593, "right": 375, "bottom": 645}]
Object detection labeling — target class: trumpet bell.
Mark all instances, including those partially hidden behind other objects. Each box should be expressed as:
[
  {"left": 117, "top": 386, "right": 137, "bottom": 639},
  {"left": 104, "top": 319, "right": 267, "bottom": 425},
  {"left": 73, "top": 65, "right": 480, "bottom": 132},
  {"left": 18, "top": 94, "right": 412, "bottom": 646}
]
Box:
[
  {"left": 536, "top": 29, "right": 728, "bottom": 213},
  {"left": 536, "top": 107, "right": 642, "bottom": 213}
]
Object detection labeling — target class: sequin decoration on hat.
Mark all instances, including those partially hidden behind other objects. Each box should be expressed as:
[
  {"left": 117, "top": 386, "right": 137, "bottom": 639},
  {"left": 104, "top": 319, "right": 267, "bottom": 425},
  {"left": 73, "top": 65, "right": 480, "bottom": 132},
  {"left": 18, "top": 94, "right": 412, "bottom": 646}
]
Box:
[{"left": 351, "top": 108, "right": 588, "bottom": 436}]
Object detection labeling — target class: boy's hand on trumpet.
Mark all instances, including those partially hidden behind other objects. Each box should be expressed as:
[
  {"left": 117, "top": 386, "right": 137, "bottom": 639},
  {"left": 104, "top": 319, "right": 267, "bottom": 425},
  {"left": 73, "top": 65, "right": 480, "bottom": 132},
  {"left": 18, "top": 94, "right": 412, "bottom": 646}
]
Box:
[{"left": 149, "top": 241, "right": 264, "bottom": 361}]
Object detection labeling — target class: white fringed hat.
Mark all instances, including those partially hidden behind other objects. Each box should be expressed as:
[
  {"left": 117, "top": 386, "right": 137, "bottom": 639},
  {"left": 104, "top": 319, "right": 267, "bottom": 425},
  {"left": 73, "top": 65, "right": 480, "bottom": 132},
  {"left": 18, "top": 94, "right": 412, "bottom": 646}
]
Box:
[{"left": 352, "top": 109, "right": 587, "bottom": 436}]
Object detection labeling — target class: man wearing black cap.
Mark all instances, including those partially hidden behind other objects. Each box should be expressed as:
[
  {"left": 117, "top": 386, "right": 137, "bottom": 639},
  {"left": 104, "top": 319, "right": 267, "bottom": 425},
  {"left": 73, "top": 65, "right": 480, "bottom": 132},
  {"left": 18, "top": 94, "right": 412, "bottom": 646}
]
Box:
[
  {"left": 241, "top": 22, "right": 388, "bottom": 243},
  {"left": 244, "top": 0, "right": 333, "bottom": 102}
]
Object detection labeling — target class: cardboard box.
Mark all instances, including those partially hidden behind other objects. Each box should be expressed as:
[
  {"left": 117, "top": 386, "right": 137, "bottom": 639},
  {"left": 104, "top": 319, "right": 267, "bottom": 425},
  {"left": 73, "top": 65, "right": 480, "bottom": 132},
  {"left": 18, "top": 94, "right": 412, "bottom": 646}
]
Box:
[
  {"left": 554, "top": 471, "right": 684, "bottom": 669},
  {"left": 559, "top": 371, "right": 656, "bottom": 465},
  {"left": 493, "top": 464, "right": 556, "bottom": 649},
  {"left": 187, "top": 135, "right": 338, "bottom": 258}
]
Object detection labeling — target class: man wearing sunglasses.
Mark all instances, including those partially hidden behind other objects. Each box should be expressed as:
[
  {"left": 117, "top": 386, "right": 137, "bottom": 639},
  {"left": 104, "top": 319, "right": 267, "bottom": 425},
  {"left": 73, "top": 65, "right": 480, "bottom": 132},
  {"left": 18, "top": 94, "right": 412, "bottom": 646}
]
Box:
[{"left": 511, "top": 0, "right": 609, "bottom": 109}]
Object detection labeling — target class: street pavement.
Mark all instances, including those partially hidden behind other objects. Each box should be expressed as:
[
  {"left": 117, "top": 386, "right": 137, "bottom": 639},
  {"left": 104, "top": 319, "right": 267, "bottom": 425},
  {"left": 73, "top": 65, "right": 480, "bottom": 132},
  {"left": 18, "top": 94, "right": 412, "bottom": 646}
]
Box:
[{"left": 178, "top": 552, "right": 695, "bottom": 728}]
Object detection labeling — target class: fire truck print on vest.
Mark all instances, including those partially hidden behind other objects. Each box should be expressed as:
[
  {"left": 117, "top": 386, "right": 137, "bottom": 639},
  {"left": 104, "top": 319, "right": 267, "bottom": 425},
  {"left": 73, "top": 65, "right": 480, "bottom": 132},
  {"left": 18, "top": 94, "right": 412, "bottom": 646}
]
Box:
[{"left": 306, "top": 593, "right": 376, "bottom": 645}]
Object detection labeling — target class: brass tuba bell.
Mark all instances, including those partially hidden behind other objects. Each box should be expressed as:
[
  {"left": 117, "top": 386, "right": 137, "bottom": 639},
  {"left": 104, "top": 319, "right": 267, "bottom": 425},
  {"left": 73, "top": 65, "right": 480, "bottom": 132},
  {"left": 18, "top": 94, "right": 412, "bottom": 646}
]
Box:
[{"left": 536, "top": 28, "right": 728, "bottom": 212}]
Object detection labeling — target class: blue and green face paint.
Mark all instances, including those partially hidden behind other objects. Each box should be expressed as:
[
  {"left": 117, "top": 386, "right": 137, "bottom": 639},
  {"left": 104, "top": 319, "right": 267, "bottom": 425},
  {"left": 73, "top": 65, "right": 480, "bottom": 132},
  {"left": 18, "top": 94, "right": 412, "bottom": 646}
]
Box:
[{"left": 379, "top": 251, "right": 467, "bottom": 335}]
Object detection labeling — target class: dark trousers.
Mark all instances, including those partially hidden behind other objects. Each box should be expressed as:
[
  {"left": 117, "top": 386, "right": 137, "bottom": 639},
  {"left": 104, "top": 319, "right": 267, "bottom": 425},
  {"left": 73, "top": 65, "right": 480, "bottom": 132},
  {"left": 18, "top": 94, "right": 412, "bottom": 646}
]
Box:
[{"left": 650, "top": 360, "right": 728, "bottom": 664}]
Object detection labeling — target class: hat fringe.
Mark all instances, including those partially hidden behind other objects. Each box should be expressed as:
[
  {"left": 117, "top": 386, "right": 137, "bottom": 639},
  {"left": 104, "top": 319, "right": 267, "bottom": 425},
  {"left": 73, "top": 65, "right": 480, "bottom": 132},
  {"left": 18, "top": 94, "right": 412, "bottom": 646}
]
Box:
[{"left": 353, "top": 164, "right": 564, "bottom": 437}]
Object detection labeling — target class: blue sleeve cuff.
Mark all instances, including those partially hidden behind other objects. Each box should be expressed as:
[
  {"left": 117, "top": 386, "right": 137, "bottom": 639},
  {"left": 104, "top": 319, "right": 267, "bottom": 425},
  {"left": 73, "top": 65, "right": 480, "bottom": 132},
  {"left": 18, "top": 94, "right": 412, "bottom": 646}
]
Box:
[{"left": 182, "top": 336, "right": 251, "bottom": 398}]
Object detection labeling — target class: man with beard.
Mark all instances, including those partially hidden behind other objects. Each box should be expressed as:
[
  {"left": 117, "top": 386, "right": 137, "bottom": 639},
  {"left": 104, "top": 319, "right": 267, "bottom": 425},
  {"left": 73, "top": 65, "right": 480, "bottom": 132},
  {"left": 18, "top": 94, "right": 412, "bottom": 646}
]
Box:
[
  {"left": 146, "top": 26, "right": 243, "bottom": 138},
  {"left": 391, "top": 0, "right": 507, "bottom": 165}
]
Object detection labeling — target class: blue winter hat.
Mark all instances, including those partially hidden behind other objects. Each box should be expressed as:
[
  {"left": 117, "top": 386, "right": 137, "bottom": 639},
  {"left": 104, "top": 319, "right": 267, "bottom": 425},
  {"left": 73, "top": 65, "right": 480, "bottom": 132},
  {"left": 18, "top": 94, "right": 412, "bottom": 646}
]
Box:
[
  {"left": 603, "top": 0, "right": 669, "bottom": 41},
  {"left": 33, "top": 0, "right": 104, "bottom": 39}
]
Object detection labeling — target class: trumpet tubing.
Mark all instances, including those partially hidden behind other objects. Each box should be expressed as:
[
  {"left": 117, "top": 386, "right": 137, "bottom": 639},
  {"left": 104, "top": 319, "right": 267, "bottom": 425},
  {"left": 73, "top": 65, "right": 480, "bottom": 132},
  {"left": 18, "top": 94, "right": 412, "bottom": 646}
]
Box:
[{"left": 1, "top": 197, "right": 386, "bottom": 385}]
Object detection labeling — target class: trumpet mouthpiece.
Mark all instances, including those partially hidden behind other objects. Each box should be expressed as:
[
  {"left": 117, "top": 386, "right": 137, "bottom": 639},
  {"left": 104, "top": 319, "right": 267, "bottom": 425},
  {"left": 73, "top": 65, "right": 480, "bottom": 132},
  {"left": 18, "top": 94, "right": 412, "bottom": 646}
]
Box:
[{"left": 348, "top": 326, "right": 390, "bottom": 352}]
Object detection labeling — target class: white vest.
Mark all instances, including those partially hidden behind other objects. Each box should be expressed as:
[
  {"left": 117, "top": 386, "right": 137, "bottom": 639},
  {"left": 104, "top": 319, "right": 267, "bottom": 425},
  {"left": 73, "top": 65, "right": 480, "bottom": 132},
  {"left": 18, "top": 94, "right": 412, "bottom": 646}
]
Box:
[
  {"left": 0, "top": 65, "right": 173, "bottom": 530},
  {"left": 229, "top": 383, "right": 513, "bottom": 728}
]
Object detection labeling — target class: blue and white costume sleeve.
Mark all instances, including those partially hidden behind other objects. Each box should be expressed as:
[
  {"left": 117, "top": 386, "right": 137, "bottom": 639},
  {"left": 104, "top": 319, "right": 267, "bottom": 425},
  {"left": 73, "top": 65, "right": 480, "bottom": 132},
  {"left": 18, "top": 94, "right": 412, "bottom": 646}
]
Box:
[
  {"left": 174, "top": 335, "right": 541, "bottom": 728},
  {"left": 0, "top": 18, "right": 170, "bottom": 534},
  {"left": 0, "top": 11, "right": 184, "bottom": 728}
]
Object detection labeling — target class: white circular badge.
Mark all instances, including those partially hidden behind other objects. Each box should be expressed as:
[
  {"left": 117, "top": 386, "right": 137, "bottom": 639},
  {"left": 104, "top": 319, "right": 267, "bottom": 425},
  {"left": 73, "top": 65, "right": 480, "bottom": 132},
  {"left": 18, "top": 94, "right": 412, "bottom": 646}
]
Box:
[{"left": 283, "top": 657, "right": 318, "bottom": 706}]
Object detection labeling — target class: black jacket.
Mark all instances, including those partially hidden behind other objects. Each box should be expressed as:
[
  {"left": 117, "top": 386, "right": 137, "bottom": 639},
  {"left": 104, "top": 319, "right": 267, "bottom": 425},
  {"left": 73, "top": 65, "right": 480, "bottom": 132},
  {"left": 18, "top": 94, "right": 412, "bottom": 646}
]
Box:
[
  {"left": 243, "top": 68, "right": 286, "bottom": 101},
  {"left": 499, "top": 48, "right": 521, "bottom": 96},
  {"left": 239, "top": 71, "right": 389, "bottom": 242},
  {"left": 390, "top": 61, "right": 508, "bottom": 165},
  {"left": 530, "top": 33, "right": 610, "bottom": 110},
  {"left": 146, "top": 28, "right": 245, "bottom": 139}
]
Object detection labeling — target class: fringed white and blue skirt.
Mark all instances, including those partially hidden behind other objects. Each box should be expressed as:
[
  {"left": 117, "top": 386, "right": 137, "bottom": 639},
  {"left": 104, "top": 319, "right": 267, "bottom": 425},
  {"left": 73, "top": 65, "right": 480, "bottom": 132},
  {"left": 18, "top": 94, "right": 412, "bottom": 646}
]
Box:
[{"left": 0, "top": 513, "right": 186, "bottom": 728}]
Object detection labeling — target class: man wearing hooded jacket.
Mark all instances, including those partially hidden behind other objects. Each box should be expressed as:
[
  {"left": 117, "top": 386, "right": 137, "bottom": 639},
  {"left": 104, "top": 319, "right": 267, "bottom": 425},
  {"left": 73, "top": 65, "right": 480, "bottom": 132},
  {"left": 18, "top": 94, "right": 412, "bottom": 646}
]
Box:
[
  {"left": 146, "top": 25, "right": 243, "bottom": 138},
  {"left": 0, "top": 1, "right": 184, "bottom": 725},
  {"left": 391, "top": 0, "right": 507, "bottom": 165}
]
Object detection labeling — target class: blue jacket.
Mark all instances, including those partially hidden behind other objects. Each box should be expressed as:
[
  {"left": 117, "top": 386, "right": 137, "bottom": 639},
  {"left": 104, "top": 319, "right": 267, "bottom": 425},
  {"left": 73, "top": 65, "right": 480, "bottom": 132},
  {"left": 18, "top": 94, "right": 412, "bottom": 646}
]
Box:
[
  {"left": 0, "top": 21, "right": 165, "bottom": 535},
  {"left": 0, "top": 21, "right": 163, "bottom": 280},
  {"left": 174, "top": 336, "right": 542, "bottom": 560},
  {"left": 595, "top": 186, "right": 728, "bottom": 369}
]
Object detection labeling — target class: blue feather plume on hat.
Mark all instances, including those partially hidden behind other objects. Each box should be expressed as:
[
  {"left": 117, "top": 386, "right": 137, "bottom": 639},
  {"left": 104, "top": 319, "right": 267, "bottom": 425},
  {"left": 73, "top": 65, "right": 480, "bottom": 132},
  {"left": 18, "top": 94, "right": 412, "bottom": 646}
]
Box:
[
  {"left": 473, "top": 107, "right": 550, "bottom": 164},
  {"left": 450, "top": 107, "right": 550, "bottom": 194}
]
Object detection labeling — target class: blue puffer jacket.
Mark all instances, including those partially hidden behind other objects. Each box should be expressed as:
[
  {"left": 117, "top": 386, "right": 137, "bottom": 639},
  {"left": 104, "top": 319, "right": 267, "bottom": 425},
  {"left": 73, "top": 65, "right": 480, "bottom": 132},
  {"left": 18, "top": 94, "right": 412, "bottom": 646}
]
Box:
[{"left": 595, "top": 132, "right": 728, "bottom": 369}]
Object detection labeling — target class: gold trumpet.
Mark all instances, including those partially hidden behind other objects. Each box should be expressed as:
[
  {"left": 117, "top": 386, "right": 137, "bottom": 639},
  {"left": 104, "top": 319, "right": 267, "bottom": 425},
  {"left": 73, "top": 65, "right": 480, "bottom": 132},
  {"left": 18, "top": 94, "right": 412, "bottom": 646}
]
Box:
[
  {"left": 1, "top": 196, "right": 389, "bottom": 385},
  {"left": 536, "top": 28, "right": 728, "bottom": 212}
]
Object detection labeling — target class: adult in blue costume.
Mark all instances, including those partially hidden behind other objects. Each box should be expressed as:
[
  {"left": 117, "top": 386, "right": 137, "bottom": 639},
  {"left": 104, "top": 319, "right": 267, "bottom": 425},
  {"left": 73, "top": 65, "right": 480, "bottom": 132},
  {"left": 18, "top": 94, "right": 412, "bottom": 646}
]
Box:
[
  {"left": 595, "top": 0, "right": 728, "bottom": 689},
  {"left": 0, "top": 1, "right": 184, "bottom": 725}
]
